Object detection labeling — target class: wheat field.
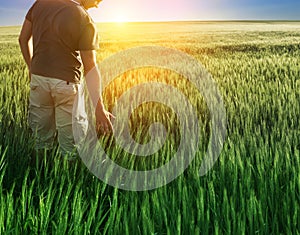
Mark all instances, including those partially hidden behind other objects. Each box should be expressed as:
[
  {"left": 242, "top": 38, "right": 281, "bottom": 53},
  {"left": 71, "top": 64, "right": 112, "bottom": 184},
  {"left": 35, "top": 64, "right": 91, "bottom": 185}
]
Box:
[{"left": 0, "top": 21, "right": 299, "bottom": 234}]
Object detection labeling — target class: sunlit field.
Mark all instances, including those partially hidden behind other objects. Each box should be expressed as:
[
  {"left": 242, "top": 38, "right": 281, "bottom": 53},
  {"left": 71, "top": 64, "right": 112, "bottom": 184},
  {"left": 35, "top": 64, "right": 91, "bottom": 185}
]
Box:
[{"left": 0, "top": 21, "right": 300, "bottom": 234}]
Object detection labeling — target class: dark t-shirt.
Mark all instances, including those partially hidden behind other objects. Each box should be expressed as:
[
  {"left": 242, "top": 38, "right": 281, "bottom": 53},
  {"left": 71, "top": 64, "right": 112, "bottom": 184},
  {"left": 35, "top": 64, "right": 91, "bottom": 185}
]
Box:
[{"left": 26, "top": 0, "right": 99, "bottom": 83}]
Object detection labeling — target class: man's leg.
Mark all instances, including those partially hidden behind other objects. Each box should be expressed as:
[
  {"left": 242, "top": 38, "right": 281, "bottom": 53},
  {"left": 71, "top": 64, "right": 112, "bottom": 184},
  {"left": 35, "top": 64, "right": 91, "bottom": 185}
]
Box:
[
  {"left": 29, "top": 74, "right": 56, "bottom": 151},
  {"left": 51, "top": 79, "right": 79, "bottom": 158},
  {"left": 28, "top": 75, "right": 56, "bottom": 170}
]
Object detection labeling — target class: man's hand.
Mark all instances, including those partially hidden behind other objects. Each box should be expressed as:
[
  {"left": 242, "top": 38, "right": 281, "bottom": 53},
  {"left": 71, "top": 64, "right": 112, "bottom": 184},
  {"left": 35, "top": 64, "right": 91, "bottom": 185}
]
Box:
[{"left": 95, "top": 101, "right": 115, "bottom": 134}]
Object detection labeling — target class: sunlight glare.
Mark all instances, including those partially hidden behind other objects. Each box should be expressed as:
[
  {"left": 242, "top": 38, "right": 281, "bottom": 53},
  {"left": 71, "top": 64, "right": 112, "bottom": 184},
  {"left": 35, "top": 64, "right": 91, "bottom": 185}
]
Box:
[{"left": 113, "top": 14, "right": 128, "bottom": 23}]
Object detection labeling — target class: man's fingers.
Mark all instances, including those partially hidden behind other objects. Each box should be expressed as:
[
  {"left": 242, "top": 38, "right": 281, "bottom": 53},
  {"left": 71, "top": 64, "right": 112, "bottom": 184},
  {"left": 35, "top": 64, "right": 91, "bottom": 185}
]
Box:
[
  {"left": 109, "top": 112, "right": 116, "bottom": 120},
  {"left": 104, "top": 112, "right": 115, "bottom": 121},
  {"left": 96, "top": 110, "right": 114, "bottom": 135}
]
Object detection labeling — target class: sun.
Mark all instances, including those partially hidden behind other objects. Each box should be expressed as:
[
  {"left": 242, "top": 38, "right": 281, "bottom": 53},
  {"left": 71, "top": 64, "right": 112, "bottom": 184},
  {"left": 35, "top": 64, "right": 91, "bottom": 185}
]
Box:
[{"left": 113, "top": 15, "right": 127, "bottom": 23}]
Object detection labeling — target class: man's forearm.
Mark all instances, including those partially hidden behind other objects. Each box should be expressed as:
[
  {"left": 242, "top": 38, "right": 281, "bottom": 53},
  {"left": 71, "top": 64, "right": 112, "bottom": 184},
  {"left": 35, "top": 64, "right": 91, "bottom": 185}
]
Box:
[
  {"left": 85, "top": 65, "right": 104, "bottom": 109},
  {"left": 19, "top": 19, "right": 33, "bottom": 71},
  {"left": 19, "top": 39, "right": 32, "bottom": 70}
]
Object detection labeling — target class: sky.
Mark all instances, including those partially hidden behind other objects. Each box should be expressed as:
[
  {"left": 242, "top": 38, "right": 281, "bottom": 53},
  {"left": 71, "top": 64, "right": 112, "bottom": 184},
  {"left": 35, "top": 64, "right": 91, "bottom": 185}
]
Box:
[{"left": 0, "top": 0, "right": 299, "bottom": 26}]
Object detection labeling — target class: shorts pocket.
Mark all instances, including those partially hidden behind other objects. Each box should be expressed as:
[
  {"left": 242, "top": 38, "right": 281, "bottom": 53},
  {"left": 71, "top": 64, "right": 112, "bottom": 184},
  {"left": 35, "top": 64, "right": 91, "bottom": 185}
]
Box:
[
  {"left": 55, "top": 81, "right": 78, "bottom": 95},
  {"left": 30, "top": 82, "right": 39, "bottom": 91}
]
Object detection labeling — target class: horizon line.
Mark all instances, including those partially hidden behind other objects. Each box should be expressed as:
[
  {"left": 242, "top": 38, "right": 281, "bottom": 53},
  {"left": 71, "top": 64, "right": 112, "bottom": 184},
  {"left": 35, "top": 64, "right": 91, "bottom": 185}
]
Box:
[
  {"left": 1, "top": 19, "right": 300, "bottom": 27},
  {"left": 96, "top": 19, "right": 300, "bottom": 23}
]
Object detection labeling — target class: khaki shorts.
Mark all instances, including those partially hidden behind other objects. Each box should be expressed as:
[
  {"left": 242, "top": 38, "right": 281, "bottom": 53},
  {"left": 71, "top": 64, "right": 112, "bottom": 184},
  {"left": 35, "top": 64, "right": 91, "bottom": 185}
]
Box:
[{"left": 29, "top": 74, "right": 87, "bottom": 156}]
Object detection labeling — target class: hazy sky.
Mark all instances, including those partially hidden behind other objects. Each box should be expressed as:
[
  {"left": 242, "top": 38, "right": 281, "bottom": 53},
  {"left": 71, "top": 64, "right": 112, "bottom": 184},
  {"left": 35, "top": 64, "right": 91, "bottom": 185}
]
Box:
[{"left": 0, "top": 0, "right": 299, "bottom": 26}]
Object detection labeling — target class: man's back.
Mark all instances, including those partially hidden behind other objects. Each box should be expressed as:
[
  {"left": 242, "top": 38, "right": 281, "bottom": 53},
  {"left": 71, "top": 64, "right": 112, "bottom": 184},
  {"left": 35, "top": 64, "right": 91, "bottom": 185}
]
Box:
[{"left": 27, "top": 0, "right": 98, "bottom": 83}]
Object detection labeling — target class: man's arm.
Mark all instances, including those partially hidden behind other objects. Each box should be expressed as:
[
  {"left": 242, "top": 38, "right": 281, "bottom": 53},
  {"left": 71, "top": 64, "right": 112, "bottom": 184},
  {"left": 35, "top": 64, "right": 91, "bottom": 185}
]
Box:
[
  {"left": 80, "top": 50, "right": 114, "bottom": 133},
  {"left": 19, "top": 19, "right": 33, "bottom": 71}
]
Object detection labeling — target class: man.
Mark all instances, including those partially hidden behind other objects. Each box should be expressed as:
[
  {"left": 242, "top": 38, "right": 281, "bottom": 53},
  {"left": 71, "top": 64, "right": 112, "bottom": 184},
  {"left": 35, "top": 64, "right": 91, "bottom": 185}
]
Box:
[{"left": 19, "top": 0, "right": 113, "bottom": 157}]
